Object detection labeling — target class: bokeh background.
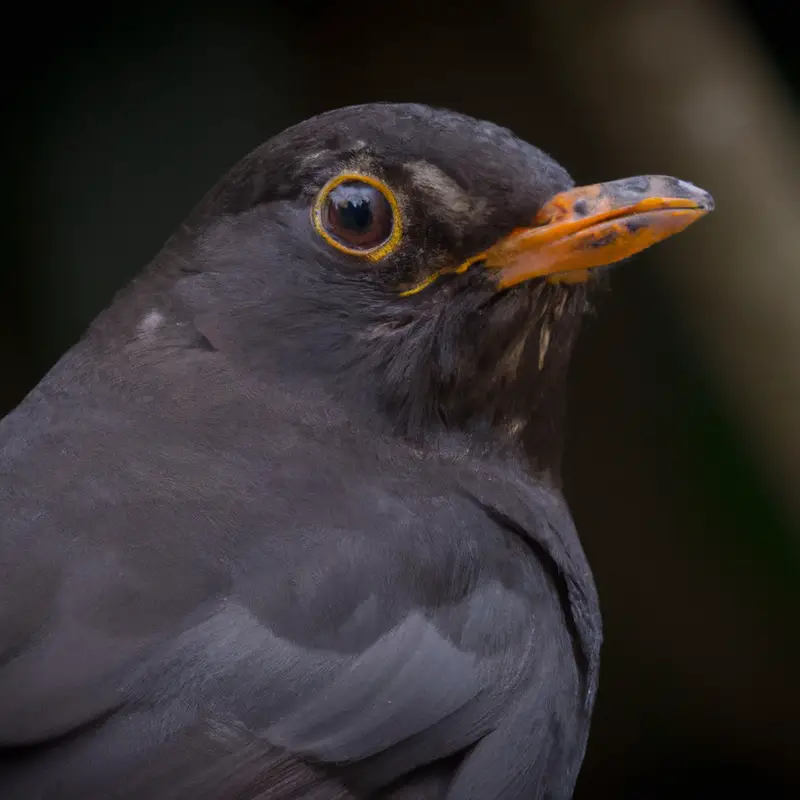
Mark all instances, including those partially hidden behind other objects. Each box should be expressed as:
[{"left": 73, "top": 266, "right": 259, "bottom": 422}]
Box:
[{"left": 2, "top": 1, "right": 798, "bottom": 796}]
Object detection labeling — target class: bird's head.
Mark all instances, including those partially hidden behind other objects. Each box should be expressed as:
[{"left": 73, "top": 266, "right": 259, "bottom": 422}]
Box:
[{"left": 166, "top": 103, "right": 712, "bottom": 467}]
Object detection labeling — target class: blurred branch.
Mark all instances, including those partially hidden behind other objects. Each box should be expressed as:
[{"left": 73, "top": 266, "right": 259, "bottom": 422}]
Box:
[{"left": 531, "top": 0, "right": 800, "bottom": 526}]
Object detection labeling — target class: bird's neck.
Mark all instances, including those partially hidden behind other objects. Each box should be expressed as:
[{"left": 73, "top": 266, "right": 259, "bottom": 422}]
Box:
[{"left": 193, "top": 294, "right": 582, "bottom": 482}]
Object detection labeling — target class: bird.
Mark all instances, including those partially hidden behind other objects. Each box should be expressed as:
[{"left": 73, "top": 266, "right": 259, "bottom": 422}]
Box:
[{"left": 0, "top": 103, "right": 712, "bottom": 799}]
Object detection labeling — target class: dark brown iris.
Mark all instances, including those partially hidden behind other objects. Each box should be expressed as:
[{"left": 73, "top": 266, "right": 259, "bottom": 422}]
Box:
[{"left": 323, "top": 181, "right": 394, "bottom": 250}]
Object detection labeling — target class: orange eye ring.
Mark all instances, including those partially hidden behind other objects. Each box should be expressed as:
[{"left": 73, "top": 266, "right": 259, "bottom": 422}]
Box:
[{"left": 312, "top": 173, "right": 403, "bottom": 262}]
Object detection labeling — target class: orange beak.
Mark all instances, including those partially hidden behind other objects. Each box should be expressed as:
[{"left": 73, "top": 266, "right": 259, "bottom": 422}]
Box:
[{"left": 482, "top": 175, "right": 714, "bottom": 287}]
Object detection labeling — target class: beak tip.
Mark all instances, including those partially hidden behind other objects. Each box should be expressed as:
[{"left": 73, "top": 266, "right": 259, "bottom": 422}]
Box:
[{"left": 674, "top": 178, "right": 715, "bottom": 213}]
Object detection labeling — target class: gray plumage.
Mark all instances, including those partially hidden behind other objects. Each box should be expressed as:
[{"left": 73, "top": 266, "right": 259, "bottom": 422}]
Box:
[{"left": 0, "top": 104, "right": 601, "bottom": 799}]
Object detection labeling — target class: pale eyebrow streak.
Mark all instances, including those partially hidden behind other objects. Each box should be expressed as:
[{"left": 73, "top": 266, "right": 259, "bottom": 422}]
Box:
[
  {"left": 405, "top": 160, "right": 488, "bottom": 224},
  {"left": 300, "top": 150, "right": 329, "bottom": 168},
  {"left": 302, "top": 141, "right": 369, "bottom": 170},
  {"left": 137, "top": 309, "right": 165, "bottom": 338}
]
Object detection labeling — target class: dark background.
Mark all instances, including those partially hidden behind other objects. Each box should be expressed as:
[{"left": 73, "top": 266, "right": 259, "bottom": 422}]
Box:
[{"left": 2, "top": 2, "right": 798, "bottom": 796}]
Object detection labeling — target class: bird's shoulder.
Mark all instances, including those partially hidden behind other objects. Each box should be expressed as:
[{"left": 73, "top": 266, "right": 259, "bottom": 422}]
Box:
[{"left": 0, "top": 353, "right": 598, "bottom": 797}]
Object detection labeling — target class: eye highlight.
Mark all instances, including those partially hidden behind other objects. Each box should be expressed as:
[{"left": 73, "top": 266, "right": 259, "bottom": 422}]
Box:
[{"left": 313, "top": 174, "right": 402, "bottom": 261}]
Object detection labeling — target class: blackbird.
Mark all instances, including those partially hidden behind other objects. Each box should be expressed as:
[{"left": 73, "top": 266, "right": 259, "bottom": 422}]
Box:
[{"left": 0, "top": 103, "right": 712, "bottom": 799}]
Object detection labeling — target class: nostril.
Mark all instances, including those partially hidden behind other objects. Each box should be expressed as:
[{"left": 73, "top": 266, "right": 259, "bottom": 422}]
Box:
[{"left": 627, "top": 176, "right": 650, "bottom": 193}]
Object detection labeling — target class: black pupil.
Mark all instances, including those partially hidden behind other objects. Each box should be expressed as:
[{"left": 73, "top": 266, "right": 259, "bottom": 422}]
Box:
[{"left": 333, "top": 186, "right": 374, "bottom": 232}]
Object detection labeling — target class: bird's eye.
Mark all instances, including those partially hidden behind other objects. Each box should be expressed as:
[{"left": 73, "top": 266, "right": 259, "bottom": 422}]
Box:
[{"left": 313, "top": 175, "right": 401, "bottom": 260}]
